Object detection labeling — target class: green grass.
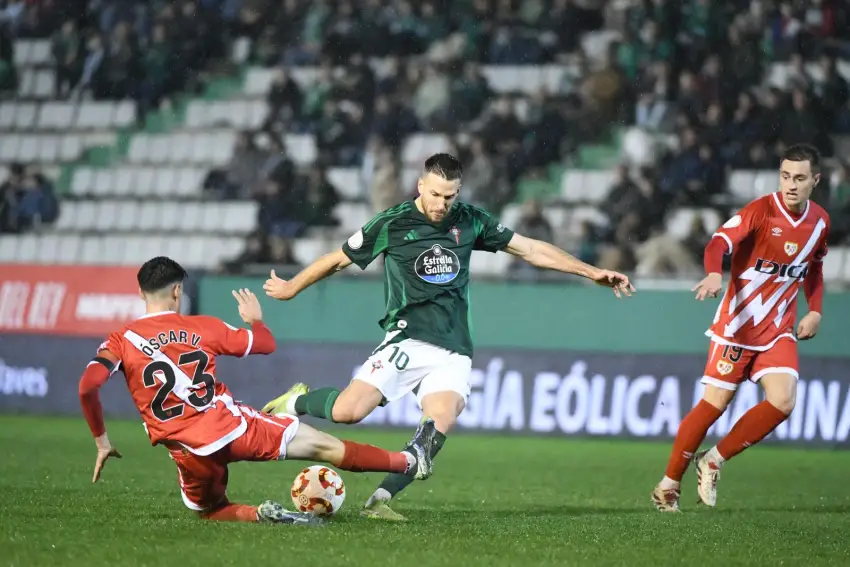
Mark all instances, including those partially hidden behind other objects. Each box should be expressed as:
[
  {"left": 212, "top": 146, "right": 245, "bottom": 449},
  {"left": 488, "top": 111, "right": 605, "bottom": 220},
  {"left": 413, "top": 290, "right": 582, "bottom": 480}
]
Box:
[{"left": 2, "top": 415, "right": 850, "bottom": 567}]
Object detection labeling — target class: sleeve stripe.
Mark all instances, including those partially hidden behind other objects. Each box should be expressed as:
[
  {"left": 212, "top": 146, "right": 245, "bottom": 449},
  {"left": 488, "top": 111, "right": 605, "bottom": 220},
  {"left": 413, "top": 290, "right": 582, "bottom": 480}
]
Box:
[
  {"left": 91, "top": 356, "right": 117, "bottom": 373},
  {"left": 241, "top": 329, "right": 254, "bottom": 358},
  {"left": 712, "top": 232, "right": 734, "bottom": 255}
]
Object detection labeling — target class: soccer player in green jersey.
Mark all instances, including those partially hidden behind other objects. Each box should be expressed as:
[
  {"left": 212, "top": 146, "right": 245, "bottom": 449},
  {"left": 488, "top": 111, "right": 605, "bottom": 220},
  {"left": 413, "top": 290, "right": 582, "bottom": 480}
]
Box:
[{"left": 261, "top": 153, "right": 635, "bottom": 521}]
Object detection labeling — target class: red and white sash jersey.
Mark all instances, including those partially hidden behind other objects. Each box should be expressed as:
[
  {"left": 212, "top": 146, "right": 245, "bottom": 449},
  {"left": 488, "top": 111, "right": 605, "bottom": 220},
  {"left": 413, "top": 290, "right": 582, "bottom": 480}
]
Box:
[
  {"left": 97, "top": 311, "right": 271, "bottom": 456},
  {"left": 707, "top": 192, "right": 829, "bottom": 351}
]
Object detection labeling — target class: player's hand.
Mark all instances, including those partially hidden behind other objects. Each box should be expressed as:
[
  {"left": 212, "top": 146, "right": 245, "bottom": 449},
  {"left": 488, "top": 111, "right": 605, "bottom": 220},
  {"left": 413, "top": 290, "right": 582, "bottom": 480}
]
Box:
[
  {"left": 591, "top": 269, "right": 635, "bottom": 298},
  {"left": 693, "top": 272, "right": 723, "bottom": 301},
  {"left": 92, "top": 434, "right": 121, "bottom": 483},
  {"left": 232, "top": 288, "right": 263, "bottom": 324},
  {"left": 796, "top": 311, "right": 822, "bottom": 341},
  {"left": 263, "top": 269, "right": 297, "bottom": 301}
]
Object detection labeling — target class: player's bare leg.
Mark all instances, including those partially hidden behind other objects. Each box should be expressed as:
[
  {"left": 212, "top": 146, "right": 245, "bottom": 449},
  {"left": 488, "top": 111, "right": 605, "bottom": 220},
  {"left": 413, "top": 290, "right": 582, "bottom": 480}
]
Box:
[
  {"left": 286, "top": 421, "right": 436, "bottom": 480},
  {"left": 363, "top": 391, "right": 463, "bottom": 521},
  {"left": 262, "top": 380, "right": 384, "bottom": 424},
  {"left": 694, "top": 372, "right": 796, "bottom": 507},
  {"left": 652, "top": 385, "right": 733, "bottom": 512}
]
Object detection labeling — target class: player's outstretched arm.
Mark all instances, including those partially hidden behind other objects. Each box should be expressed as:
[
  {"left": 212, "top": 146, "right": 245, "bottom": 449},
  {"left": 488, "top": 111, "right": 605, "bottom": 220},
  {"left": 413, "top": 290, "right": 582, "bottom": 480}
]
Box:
[
  {"left": 505, "top": 233, "right": 634, "bottom": 297},
  {"left": 79, "top": 351, "right": 122, "bottom": 482},
  {"left": 693, "top": 237, "right": 725, "bottom": 300},
  {"left": 264, "top": 249, "right": 352, "bottom": 301}
]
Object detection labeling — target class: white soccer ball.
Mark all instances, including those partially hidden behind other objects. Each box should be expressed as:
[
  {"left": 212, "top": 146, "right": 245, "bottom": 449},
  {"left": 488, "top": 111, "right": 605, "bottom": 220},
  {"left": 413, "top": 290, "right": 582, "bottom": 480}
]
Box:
[{"left": 290, "top": 465, "right": 346, "bottom": 516}]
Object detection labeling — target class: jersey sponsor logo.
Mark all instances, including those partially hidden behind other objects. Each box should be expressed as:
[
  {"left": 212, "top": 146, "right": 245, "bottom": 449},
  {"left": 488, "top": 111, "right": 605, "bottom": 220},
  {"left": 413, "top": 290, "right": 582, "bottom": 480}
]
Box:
[
  {"left": 415, "top": 244, "right": 460, "bottom": 284},
  {"left": 753, "top": 258, "right": 808, "bottom": 280},
  {"left": 784, "top": 241, "right": 798, "bottom": 256},
  {"left": 347, "top": 229, "right": 364, "bottom": 250},
  {"left": 723, "top": 215, "right": 742, "bottom": 229}
]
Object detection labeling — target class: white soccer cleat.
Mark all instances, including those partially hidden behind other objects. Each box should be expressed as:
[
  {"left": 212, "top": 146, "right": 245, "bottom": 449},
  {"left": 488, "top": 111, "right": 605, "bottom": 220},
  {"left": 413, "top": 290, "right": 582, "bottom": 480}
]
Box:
[
  {"left": 651, "top": 484, "right": 681, "bottom": 512},
  {"left": 257, "top": 500, "right": 324, "bottom": 526},
  {"left": 693, "top": 451, "right": 720, "bottom": 507}
]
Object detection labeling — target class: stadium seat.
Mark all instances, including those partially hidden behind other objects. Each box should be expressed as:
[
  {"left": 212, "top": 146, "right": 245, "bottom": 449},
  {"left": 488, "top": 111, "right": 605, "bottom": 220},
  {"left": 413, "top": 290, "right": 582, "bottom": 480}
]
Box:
[
  {"left": 76, "top": 102, "right": 115, "bottom": 130},
  {"left": 293, "top": 237, "right": 331, "bottom": 265},
  {"left": 754, "top": 171, "right": 779, "bottom": 197},
  {"left": 728, "top": 170, "right": 756, "bottom": 202},
  {"left": 666, "top": 208, "right": 722, "bottom": 240},
  {"left": 402, "top": 134, "right": 451, "bottom": 165},
  {"left": 334, "top": 202, "right": 372, "bottom": 233},
  {"left": 37, "top": 102, "right": 76, "bottom": 130},
  {"left": 284, "top": 134, "right": 317, "bottom": 166},
  {"left": 36, "top": 234, "right": 60, "bottom": 264},
  {"left": 0, "top": 235, "right": 16, "bottom": 262},
  {"left": 16, "top": 234, "right": 39, "bottom": 262},
  {"left": 822, "top": 247, "right": 844, "bottom": 282},
  {"left": 327, "top": 167, "right": 364, "bottom": 200}
]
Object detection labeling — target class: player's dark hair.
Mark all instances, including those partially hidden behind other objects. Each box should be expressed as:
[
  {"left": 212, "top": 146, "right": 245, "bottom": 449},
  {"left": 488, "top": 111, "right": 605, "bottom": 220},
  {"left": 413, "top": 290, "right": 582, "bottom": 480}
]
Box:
[
  {"left": 781, "top": 143, "right": 821, "bottom": 173},
  {"left": 424, "top": 153, "right": 463, "bottom": 181},
  {"left": 137, "top": 256, "right": 187, "bottom": 294}
]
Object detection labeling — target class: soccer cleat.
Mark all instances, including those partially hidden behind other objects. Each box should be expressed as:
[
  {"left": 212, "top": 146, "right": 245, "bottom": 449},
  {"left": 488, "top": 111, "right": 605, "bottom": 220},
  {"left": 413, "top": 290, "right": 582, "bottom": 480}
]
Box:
[
  {"left": 651, "top": 484, "right": 681, "bottom": 512},
  {"left": 261, "top": 382, "right": 310, "bottom": 416},
  {"left": 360, "top": 499, "right": 407, "bottom": 522},
  {"left": 257, "top": 500, "right": 324, "bottom": 526},
  {"left": 402, "top": 417, "right": 437, "bottom": 480},
  {"left": 693, "top": 450, "right": 720, "bottom": 507}
]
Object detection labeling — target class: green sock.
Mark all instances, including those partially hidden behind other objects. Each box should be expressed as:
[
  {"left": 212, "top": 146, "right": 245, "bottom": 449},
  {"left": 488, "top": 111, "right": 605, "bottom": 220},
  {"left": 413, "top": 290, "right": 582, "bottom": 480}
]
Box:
[
  {"left": 376, "top": 430, "right": 447, "bottom": 498},
  {"left": 293, "top": 388, "right": 340, "bottom": 421}
]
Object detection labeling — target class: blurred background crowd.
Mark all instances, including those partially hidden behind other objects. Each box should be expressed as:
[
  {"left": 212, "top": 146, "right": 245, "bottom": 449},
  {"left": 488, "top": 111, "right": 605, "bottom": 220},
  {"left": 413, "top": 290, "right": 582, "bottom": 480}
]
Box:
[{"left": 1, "top": 0, "right": 850, "bottom": 282}]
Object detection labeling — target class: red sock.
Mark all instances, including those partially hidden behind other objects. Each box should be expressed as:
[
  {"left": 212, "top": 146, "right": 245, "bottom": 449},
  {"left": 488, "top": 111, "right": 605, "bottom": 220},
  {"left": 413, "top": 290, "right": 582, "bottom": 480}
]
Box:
[
  {"left": 665, "top": 400, "right": 723, "bottom": 482},
  {"left": 716, "top": 401, "right": 787, "bottom": 460},
  {"left": 200, "top": 503, "right": 259, "bottom": 522},
  {"left": 339, "top": 440, "right": 409, "bottom": 474}
]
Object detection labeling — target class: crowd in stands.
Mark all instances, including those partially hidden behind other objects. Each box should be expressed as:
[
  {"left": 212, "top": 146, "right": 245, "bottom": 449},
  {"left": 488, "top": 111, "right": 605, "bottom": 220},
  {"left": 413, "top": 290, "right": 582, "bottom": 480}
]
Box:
[
  {"left": 3, "top": 0, "right": 850, "bottom": 278},
  {"left": 0, "top": 162, "right": 59, "bottom": 233}
]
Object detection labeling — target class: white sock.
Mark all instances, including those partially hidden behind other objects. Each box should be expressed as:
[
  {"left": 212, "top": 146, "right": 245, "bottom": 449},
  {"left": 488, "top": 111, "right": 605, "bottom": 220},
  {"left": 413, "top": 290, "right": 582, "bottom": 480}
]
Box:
[
  {"left": 659, "top": 476, "right": 680, "bottom": 490},
  {"left": 403, "top": 451, "right": 416, "bottom": 473},
  {"left": 705, "top": 446, "right": 725, "bottom": 466},
  {"left": 365, "top": 488, "right": 392, "bottom": 508},
  {"left": 285, "top": 394, "right": 300, "bottom": 415}
]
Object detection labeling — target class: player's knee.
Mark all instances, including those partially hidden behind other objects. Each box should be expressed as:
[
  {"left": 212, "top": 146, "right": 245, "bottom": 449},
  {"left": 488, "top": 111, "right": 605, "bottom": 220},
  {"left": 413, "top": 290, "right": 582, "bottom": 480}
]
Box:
[
  {"left": 766, "top": 390, "right": 796, "bottom": 415},
  {"left": 702, "top": 385, "right": 735, "bottom": 411}
]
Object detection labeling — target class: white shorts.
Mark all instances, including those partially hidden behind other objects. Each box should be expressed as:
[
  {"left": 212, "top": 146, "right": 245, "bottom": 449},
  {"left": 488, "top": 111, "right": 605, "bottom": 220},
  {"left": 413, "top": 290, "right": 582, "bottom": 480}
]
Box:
[{"left": 352, "top": 331, "right": 472, "bottom": 408}]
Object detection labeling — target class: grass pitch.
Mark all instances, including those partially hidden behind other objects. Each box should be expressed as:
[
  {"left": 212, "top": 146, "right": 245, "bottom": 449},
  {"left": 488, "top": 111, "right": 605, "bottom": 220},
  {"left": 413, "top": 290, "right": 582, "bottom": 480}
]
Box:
[{"left": 2, "top": 415, "right": 849, "bottom": 567}]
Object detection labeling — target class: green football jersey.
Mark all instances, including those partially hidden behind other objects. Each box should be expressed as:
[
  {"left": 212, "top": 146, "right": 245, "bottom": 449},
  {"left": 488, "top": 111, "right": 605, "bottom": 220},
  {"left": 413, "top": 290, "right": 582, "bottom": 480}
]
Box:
[{"left": 341, "top": 200, "right": 515, "bottom": 357}]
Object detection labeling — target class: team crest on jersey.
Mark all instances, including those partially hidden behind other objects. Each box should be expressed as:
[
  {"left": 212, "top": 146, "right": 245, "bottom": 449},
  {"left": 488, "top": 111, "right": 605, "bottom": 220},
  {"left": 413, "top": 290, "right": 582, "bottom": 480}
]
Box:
[
  {"left": 784, "top": 241, "right": 798, "bottom": 256},
  {"left": 415, "top": 244, "right": 460, "bottom": 284},
  {"left": 371, "top": 360, "right": 383, "bottom": 374},
  {"left": 716, "top": 361, "right": 734, "bottom": 376},
  {"left": 450, "top": 226, "right": 461, "bottom": 244}
]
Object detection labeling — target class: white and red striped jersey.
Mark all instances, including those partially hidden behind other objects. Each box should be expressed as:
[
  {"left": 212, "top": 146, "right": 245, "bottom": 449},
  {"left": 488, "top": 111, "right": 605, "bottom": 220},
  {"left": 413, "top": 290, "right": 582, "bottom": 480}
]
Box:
[{"left": 707, "top": 192, "right": 829, "bottom": 350}]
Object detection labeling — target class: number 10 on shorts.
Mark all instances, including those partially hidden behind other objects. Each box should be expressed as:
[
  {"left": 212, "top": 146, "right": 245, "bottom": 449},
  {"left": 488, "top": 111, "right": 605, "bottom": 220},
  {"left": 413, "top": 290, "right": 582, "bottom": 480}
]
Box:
[{"left": 386, "top": 346, "right": 409, "bottom": 371}]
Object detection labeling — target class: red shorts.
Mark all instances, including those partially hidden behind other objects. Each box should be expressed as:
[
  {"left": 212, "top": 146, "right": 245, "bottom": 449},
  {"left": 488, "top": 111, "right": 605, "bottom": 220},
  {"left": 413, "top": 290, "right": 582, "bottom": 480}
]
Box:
[
  {"left": 701, "top": 339, "right": 799, "bottom": 391},
  {"left": 169, "top": 406, "right": 299, "bottom": 512}
]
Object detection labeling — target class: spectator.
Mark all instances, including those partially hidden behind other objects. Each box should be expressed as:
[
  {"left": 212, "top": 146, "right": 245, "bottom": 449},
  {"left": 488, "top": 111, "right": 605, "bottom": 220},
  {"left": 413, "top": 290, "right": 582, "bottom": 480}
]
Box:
[
  {"left": 369, "top": 143, "right": 401, "bottom": 215},
  {"left": 300, "top": 165, "right": 340, "bottom": 228},
  {"left": 228, "top": 132, "right": 267, "bottom": 199},
  {"left": 51, "top": 20, "right": 81, "bottom": 97}
]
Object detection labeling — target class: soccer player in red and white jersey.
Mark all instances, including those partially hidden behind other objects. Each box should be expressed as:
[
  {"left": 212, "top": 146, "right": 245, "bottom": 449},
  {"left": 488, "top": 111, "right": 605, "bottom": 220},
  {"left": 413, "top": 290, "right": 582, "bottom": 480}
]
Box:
[
  {"left": 652, "top": 143, "right": 830, "bottom": 512},
  {"left": 79, "top": 256, "right": 437, "bottom": 525}
]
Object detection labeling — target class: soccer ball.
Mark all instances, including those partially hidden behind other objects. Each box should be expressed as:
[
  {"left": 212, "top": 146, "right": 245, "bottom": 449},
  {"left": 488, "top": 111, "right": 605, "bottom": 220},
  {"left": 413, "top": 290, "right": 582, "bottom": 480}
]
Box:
[{"left": 290, "top": 465, "right": 346, "bottom": 516}]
